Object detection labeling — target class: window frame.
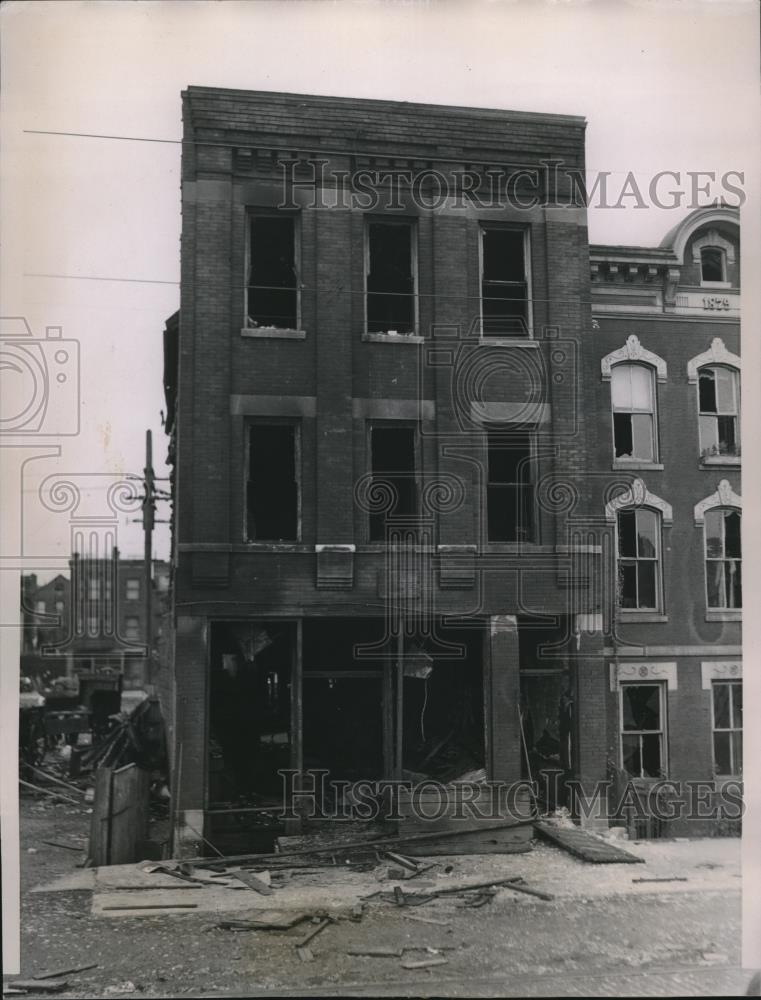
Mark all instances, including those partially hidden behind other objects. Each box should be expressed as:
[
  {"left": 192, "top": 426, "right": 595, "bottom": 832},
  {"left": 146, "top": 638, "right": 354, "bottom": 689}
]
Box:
[
  {"left": 703, "top": 506, "right": 742, "bottom": 610},
  {"left": 484, "top": 428, "right": 537, "bottom": 544},
  {"left": 478, "top": 223, "right": 533, "bottom": 339},
  {"left": 124, "top": 615, "right": 140, "bottom": 641},
  {"left": 697, "top": 364, "right": 740, "bottom": 461},
  {"left": 244, "top": 418, "right": 302, "bottom": 543},
  {"left": 363, "top": 216, "right": 419, "bottom": 337},
  {"left": 366, "top": 420, "right": 421, "bottom": 543},
  {"left": 711, "top": 679, "right": 742, "bottom": 777},
  {"left": 244, "top": 210, "right": 302, "bottom": 333},
  {"left": 615, "top": 506, "right": 663, "bottom": 612},
  {"left": 125, "top": 578, "right": 140, "bottom": 602},
  {"left": 700, "top": 245, "right": 727, "bottom": 285},
  {"left": 619, "top": 681, "right": 668, "bottom": 780},
  {"left": 610, "top": 362, "right": 659, "bottom": 464}
]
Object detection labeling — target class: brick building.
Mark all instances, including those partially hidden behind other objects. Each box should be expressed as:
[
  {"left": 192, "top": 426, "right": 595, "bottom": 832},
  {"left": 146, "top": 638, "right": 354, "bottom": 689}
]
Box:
[
  {"left": 163, "top": 87, "right": 619, "bottom": 851},
  {"left": 589, "top": 204, "right": 742, "bottom": 832},
  {"left": 21, "top": 555, "right": 171, "bottom": 690}
]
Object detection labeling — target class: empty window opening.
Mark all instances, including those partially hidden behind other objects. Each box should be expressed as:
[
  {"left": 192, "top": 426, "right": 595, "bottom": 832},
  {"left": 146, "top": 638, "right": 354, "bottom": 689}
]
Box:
[
  {"left": 486, "top": 432, "right": 534, "bottom": 542},
  {"left": 247, "top": 215, "right": 298, "bottom": 329},
  {"left": 247, "top": 424, "right": 299, "bottom": 541},
  {"left": 705, "top": 508, "right": 742, "bottom": 609},
  {"left": 701, "top": 246, "right": 725, "bottom": 283},
  {"left": 369, "top": 426, "right": 417, "bottom": 541},
  {"left": 366, "top": 220, "right": 415, "bottom": 334},
  {"left": 699, "top": 366, "right": 740, "bottom": 458},
  {"left": 712, "top": 680, "right": 742, "bottom": 776},
  {"left": 617, "top": 508, "right": 660, "bottom": 610},
  {"left": 620, "top": 683, "right": 666, "bottom": 778},
  {"left": 611, "top": 364, "right": 656, "bottom": 461},
  {"left": 481, "top": 227, "right": 529, "bottom": 336}
]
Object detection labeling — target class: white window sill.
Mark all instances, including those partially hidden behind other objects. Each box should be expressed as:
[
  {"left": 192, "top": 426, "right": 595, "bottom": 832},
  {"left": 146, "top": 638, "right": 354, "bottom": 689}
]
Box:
[
  {"left": 362, "top": 332, "right": 423, "bottom": 344},
  {"left": 478, "top": 336, "right": 538, "bottom": 347},
  {"left": 617, "top": 612, "right": 668, "bottom": 623},
  {"left": 241, "top": 327, "right": 306, "bottom": 340},
  {"left": 242, "top": 541, "right": 306, "bottom": 551},
  {"left": 705, "top": 610, "right": 741, "bottom": 622},
  {"left": 612, "top": 460, "right": 664, "bottom": 471},
  {"left": 700, "top": 455, "right": 741, "bottom": 468},
  {"left": 700, "top": 280, "right": 732, "bottom": 290}
]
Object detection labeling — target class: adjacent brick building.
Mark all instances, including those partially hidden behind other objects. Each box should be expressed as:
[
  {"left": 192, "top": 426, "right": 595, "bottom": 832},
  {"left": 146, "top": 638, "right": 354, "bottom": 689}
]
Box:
[
  {"left": 21, "top": 555, "right": 171, "bottom": 690},
  {"left": 163, "top": 88, "right": 741, "bottom": 850}
]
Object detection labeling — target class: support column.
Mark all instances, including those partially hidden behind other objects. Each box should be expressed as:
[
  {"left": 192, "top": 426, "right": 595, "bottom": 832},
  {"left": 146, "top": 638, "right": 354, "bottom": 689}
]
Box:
[
  {"left": 487, "top": 615, "right": 521, "bottom": 783},
  {"left": 572, "top": 616, "right": 609, "bottom": 830},
  {"left": 172, "top": 613, "right": 208, "bottom": 856}
]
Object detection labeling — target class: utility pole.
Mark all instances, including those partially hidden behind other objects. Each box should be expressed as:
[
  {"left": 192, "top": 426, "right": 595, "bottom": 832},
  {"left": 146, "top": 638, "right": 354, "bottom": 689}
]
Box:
[{"left": 143, "top": 430, "right": 155, "bottom": 690}]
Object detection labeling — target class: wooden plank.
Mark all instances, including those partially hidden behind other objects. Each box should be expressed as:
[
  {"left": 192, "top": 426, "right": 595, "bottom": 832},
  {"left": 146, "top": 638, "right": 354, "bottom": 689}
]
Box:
[
  {"left": 534, "top": 822, "right": 645, "bottom": 864},
  {"left": 9, "top": 981, "right": 69, "bottom": 993},
  {"left": 89, "top": 767, "right": 113, "bottom": 867},
  {"left": 33, "top": 963, "right": 98, "bottom": 980},
  {"left": 232, "top": 870, "right": 273, "bottom": 895}
]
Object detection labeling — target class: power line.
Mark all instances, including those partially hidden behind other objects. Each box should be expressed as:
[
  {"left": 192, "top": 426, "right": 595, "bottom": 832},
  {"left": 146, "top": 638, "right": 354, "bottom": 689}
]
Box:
[{"left": 24, "top": 272, "right": 179, "bottom": 285}]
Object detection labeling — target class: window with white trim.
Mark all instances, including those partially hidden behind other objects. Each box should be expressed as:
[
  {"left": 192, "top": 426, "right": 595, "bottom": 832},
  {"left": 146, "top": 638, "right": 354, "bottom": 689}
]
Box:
[
  {"left": 698, "top": 366, "right": 740, "bottom": 459},
  {"left": 617, "top": 508, "right": 661, "bottom": 610},
  {"left": 246, "top": 214, "right": 299, "bottom": 330},
  {"left": 480, "top": 225, "right": 531, "bottom": 336},
  {"left": 712, "top": 680, "right": 742, "bottom": 776},
  {"left": 611, "top": 363, "right": 657, "bottom": 462},
  {"left": 620, "top": 682, "right": 667, "bottom": 779},
  {"left": 704, "top": 508, "right": 741, "bottom": 609},
  {"left": 126, "top": 578, "right": 140, "bottom": 601}
]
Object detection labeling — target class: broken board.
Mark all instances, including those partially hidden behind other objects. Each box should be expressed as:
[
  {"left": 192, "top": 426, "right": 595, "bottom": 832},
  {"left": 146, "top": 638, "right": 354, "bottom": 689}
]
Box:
[{"left": 534, "top": 822, "right": 644, "bottom": 864}]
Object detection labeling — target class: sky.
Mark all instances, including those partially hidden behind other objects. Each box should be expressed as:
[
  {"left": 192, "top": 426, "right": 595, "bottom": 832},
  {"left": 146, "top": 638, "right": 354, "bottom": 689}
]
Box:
[{"left": 1, "top": 0, "right": 759, "bottom": 570}]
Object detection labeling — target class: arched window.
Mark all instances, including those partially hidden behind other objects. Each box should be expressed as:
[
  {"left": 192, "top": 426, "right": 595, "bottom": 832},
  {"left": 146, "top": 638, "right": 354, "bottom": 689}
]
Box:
[
  {"left": 617, "top": 507, "right": 661, "bottom": 610},
  {"left": 698, "top": 365, "right": 740, "bottom": 458},
  {"left": 700, "top": 246, "right": 725, "bottom": 283},
  {"left": 704, "top": 508, "right": 741, "bottom": 609},
  {"left": 611, "top": 363, "right": 657, "bottom": 462}
]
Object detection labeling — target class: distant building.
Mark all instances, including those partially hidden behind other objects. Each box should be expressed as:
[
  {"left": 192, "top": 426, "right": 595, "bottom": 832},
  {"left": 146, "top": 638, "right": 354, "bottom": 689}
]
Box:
[{"left": 21, "top": 554, "right": 171, "bottom": 690}]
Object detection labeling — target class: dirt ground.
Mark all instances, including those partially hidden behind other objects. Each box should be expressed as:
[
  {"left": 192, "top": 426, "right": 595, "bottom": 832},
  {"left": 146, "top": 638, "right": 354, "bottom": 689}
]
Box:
[{"left": 4, "top": 793, "right": 754, "bottom": 998}]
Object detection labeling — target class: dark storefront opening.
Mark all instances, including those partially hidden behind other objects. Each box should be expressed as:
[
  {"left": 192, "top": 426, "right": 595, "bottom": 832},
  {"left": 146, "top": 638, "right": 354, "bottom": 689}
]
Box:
[
  {"left": 401, "top": 622, "right": 485, "bottom": 782},
  {"left": 518, "top": 615, "right": 574, "bottom": 809},
  {"left": 208, "top": 620, "right": 294, "bottom": 806}
]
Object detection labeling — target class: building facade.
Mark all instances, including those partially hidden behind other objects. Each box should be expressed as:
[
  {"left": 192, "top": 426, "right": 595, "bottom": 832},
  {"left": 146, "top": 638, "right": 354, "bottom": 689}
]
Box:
[
  {"left": 590, "top": 205, "right": 742, "bottom": 833},
  {"left": 163, "top": 88, "right": 741, "bottom": 850},
  {"left": 21, "top": 555, "right": 170, "bottom": 690}
]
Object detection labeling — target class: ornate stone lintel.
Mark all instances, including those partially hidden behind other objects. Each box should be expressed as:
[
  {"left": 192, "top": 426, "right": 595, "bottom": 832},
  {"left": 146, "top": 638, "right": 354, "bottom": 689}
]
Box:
[
  {"left": 600, "top": 335, "right": 667, "bottom": 383},
  {"left": 687, "top": 338, "right": 741, "bottom": 383},
  {"left": 315, "top": 544, "right": 355, "bottom": 590},
  {"left": 693, "top": 480, "right": 742, "bottom": 525},
  {"left": 609, "top": 661, "right": 677, "bottom": 691},
  {"left": 605, "top": 477, "right": 673, "bottom": 524},
  {"left": 700, "top": 660, "right": 742, "bottom": 690}
]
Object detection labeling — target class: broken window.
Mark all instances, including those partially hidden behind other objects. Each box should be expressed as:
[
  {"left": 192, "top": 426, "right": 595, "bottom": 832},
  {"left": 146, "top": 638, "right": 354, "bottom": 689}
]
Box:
[
  {"left": 699, "top": 366, "right": 740, "bottom": 458},
  {"left": 126, "top": 578, "right": 140, "bottom": 601},
  {"left": 481, "top": 226, "right": 530, "bottom": 336},
  {"left": 705, "top": 508, "right": 741, "bottom": 609},
  {"left": 368, "top": 425, "right": 417, "bottom": 541},
  {"left": 700, "top": 246, "right": 725, "bottom": 283},
  {"left": 366, "top": 219, "right": 416, "bottom": 334},
  {"left": 486, "top": 432, "right": 534, "bottom": 542},
  {"left": 712, "top": 680, "right": 742, "bottom": 776},
  {"left": 247, "top": 215, "right": 298, "bottom": 329},
  {"left": 621, "top": 683, "right": 665, "bottom": 778},
  {"left": 611, "top": 363, "right": 656, "bottom": 462},
  {"left": 246, "top": 424, "right": 299, "bottom": 541},
  {"left": 617, "top": 508, "right": 660, "bottom": 610}
]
